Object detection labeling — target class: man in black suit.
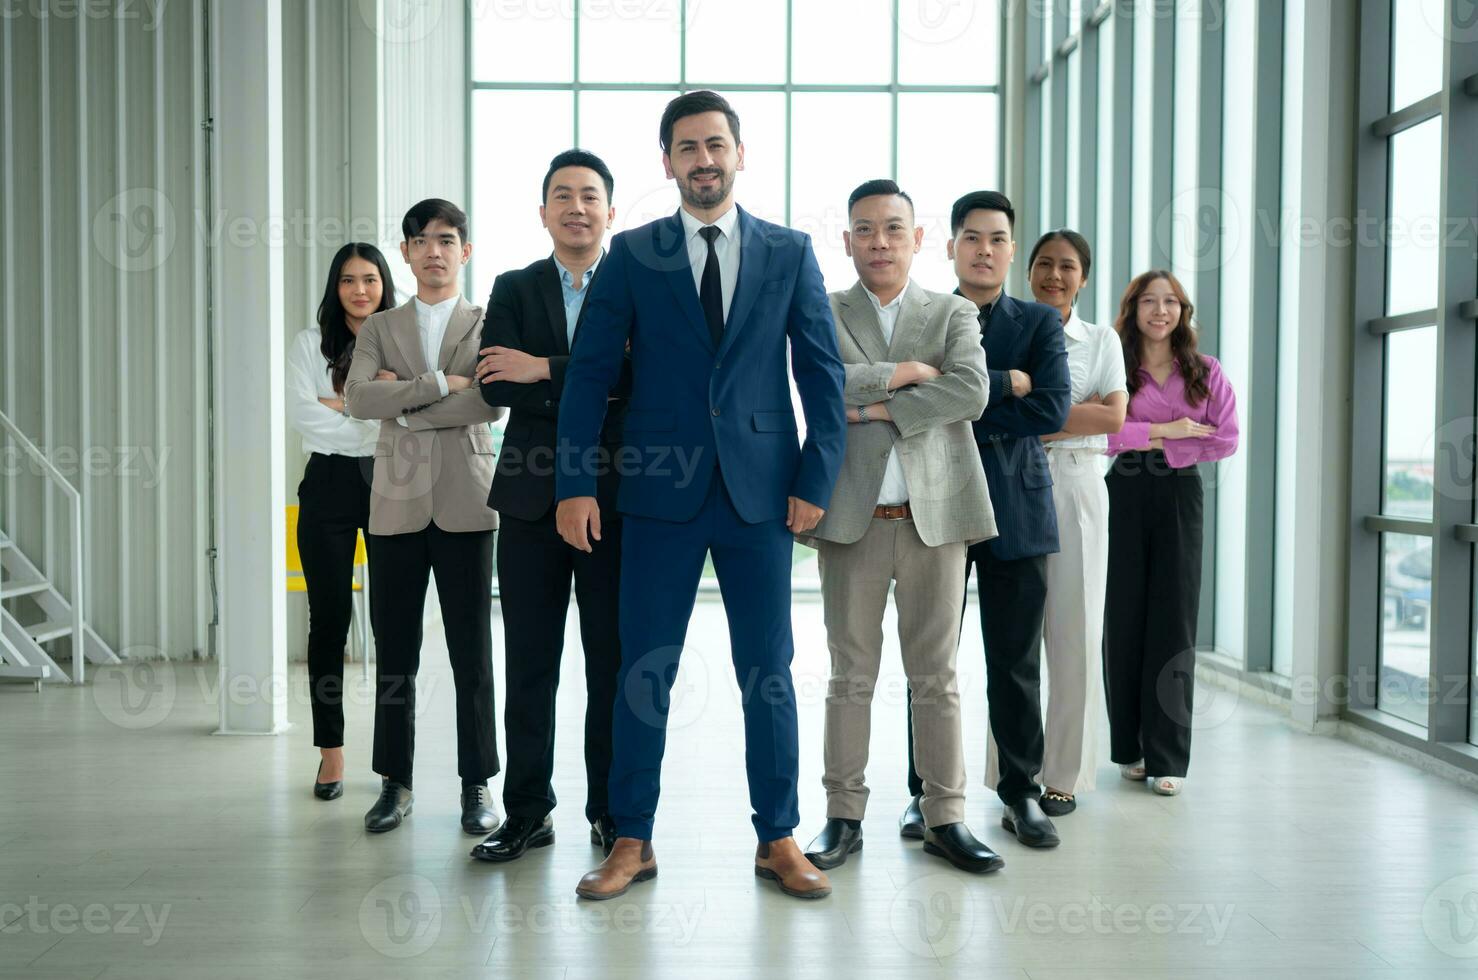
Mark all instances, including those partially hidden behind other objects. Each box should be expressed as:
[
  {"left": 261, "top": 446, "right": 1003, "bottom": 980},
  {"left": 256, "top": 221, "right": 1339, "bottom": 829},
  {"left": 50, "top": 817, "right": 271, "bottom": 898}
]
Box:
[
  {"left": 900, "top": 191, "right": 1071, "bottom": 848},
  {"left": 469, "top": 149, "right": 630, "bottom": 862}
]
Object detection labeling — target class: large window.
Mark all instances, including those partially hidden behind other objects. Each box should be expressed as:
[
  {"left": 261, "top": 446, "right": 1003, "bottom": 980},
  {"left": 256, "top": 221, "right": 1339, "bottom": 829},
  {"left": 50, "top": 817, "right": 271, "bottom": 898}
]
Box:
[
  {"left": 468, "top": 2, "right": 1002, "bottom": 585},
  {"left": 1348, "top": 0, "right": 1478, "bottom": 763}
]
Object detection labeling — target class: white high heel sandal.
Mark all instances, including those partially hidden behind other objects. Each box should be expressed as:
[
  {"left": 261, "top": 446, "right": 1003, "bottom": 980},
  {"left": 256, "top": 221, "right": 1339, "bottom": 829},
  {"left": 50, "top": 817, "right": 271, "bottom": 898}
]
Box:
[
  {"left": 1119, "top": 760, "right": 1147, "bottom": 781},
  {"left": 1150, "top": 776, "right": 1184, "bottom": 796}
]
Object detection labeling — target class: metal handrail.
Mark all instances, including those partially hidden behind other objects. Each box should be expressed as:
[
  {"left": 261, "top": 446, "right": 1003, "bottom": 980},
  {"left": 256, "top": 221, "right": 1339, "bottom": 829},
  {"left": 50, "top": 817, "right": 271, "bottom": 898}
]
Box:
[{"left": 0, "top": 409, "right": 85, "bottom": 684}]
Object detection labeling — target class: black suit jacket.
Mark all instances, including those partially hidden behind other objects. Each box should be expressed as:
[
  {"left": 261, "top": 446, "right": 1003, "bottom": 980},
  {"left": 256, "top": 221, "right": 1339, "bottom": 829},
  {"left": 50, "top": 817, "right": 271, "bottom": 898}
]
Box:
[
  {"left": 965, "top": 291, "right": 1071, "bottom": 561},
  {"left": 480, "top": 256, "right": 631, "bottom": 521}
]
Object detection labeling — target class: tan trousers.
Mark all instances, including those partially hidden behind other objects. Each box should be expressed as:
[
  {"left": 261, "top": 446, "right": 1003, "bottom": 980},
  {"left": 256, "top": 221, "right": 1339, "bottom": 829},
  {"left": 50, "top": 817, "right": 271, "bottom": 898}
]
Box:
[
  {"left": 818, "top": 518, "right": 967, "bottom": 826},
  {"left": 986, "top": 449, "right": 1107, "bottom": 794}
]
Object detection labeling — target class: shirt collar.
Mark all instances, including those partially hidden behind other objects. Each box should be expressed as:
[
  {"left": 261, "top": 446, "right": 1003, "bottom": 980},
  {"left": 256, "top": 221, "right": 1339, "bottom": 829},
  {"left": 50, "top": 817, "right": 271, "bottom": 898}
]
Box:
[
  {"left": 552, "top": 250, "right": 602, "bottom": 290},
  {"left": 679, "top": 203, "right": 740, "bottom": 244},
  {"left": 413, "top": 294, "right": 459, "bottom": 317},
  {"left": 863, "top": 282, "right": 907, "bottom": 314},
  {"left": 1062, "top": 308, "right": 1090, "bottom": 342}
]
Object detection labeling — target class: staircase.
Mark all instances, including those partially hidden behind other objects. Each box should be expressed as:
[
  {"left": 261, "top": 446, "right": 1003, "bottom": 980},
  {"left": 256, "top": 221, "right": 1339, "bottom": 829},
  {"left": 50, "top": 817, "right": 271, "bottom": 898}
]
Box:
[{"left": 0, "top": 412, "right": 121, "bottom": 687}]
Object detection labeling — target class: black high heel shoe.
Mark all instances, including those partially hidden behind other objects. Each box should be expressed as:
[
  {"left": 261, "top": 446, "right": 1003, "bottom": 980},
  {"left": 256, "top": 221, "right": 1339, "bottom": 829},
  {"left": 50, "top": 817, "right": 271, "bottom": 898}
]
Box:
[{"left": 314, "top": 760, "right": 343, "bottom": 801}]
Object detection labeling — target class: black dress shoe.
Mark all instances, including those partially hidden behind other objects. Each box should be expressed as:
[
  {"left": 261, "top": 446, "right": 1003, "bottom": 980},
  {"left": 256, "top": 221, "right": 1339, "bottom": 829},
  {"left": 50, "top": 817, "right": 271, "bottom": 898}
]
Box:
[
  {"left": 364, "top": 780, "right": 412, "bottom": 833},
  {"left": 1039, "top": 790, "right": 1076, "bottom": 817},
  {"left": 590, "top": 814, "right": 618, "bottom": 856},
  {"left": 1001, "top": 797, "right": 1061, "bottom": 848},
  {"left": 470, "top": 814, "right": 554, "bottom": 862},
  {"left": 923, "top": 823, "right": 1004, "bottom": 873},
  {"left": 803, "top": 818, "right": 863, "bottom": 870},
  {"left": 314, "top": 761, "right": 343, "bottom": 801},
  {"left": 898, "top": 794, "right": 925, "bottom": 840},
  {"left": 461, "top": 785, "right": 501, "bottom": 835}
]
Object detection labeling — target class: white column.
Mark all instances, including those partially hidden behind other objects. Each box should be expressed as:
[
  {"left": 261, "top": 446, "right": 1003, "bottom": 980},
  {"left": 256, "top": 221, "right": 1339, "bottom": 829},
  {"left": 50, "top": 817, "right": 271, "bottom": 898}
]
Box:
[{"left": 211, "top": 0, "right": 289, "bottom": 734}]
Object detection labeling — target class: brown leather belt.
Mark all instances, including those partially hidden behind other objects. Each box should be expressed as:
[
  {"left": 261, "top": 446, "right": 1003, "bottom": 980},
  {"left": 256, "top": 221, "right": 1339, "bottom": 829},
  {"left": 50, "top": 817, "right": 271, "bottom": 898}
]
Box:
[{"left": 873, "top": 503, "right": 911, "bottom": 520}]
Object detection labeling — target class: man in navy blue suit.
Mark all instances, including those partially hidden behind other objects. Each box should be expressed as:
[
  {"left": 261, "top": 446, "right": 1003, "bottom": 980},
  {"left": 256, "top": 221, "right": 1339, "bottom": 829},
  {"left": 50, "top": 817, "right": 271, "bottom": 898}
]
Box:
[
  {"left": 899, "top": 191, "right": 1071, "bottom": 849},
  {"left": 554, "top": 91, "right": 846, "bottom": 901}
]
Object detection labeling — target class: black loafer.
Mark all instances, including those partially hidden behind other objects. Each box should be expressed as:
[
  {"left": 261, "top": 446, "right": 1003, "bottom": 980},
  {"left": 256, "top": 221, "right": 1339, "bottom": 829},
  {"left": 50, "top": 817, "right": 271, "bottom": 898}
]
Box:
[
  {"left": 314, "top": 761, "right": 343, "bottom": 801},
  {"left": 923, "top": 823, "right": 1004, "bottom": 873},
  {"left": 803, "top": 818, "right": 863, "bottom": 870},
  {"left": 461, "top": 785, "right": 501, "bottom": 835},
  {"left": 471, "top": 814, "right": 554, "bottom": 862},
  {"left": 590, "top": 814, "right": 618, "bottom": 856},
  {"left": 1001, "top": 797, "right": 1060, "bottom": 848},
  {"left": 364, "top": 780, "right": 412, "bottom": 833},
  {"left": 1039, "top": 790, "right": 1076, "bottom": 817},
  {"left": 898, "top": 794, "right": 925, "bottom": 840}
]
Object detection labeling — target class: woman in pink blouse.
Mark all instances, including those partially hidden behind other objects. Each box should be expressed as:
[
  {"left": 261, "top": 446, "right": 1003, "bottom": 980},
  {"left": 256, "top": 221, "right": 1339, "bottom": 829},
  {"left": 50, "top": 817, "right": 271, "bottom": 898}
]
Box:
[{"left": 1103, "top": 271, "right": 1238, "bottom": 796}]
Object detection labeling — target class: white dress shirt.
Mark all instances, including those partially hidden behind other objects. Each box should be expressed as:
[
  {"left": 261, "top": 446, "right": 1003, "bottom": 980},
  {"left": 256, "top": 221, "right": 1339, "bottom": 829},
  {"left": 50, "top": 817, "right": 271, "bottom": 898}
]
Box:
[
  {"left": 414, "top": 294, "right": 458, "bottom": 396},
  {"left": 679, "top": 204, "right": 740, "bottom": 321},
  {"left": 865, "top": 284, "right": 911, "bottom": 507},
  {"left": 286, "top": 328, "right": 378, "bottom": 457},
  {"left": 1049, "top": 310, "right": 1129, "bottom": 453}
]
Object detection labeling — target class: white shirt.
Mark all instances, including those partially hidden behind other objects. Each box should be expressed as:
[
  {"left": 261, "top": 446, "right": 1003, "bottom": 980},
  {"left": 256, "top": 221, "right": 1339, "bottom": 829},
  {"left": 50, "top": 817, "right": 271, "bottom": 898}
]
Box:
[
  {"left": 865, "top": 284, "right": 911, "bottom": 507},
  {"left": 414, "top": 294, "right": 458, "bottom": 396},
  {"left": 1049, "top": 310, "right": 1129, "bottom": 453},
  {"left": 679, "top": 204, "right": 740, "bottom": 321},
  {"left": 286, "top": 328, "right": 378, "bottom": 457}
]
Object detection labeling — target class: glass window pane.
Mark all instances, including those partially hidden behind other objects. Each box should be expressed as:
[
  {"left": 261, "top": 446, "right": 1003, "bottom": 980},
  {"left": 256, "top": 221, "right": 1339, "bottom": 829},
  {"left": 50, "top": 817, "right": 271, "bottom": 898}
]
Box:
[
  {"left": 577, "top": 90, "right": 681, "bottom": 230},
  {"left": 713, "top": 91, "right": 787, "bottom": 224},
  {"left": 1380, "top": 532, "right": 1432, "bottom": 728},
  {"left": 1129, "top": 1, "right": 1154, "bottom": 272},
  {"left": 471, "top": 2, "right": 572, "bottom": 82},
  {"left": 792, "top": 0, "right": 891, "bottom": 85},
  {"left": 1039, "top": 71, "right": 1053, "bottom": 234},
  {"left": 1386, "top": 117, "right": 1441, "bottom": 317},
  {"left": 1065, "top": 50, "right": 1081, "bottom": 229},
  {"left": 897, "top": 93, "right": 999, "bottom": 295},
  {"left": 897, "top": 0, "right": 1000, "bottom": 85},
  {"left": 685, "top": 0, "right": 786, "bottom": 83},
  {"left": 1390, "top": 0, "right": 1445, "bottom": 111},
  {"left": 790, "top": 93, "right": 893, "bottom": 293},
  {"left": 470, "top": 91, "right": 575, "bottom": 305},
  {"left": 1094, "top": 11, "right": 1116, "bottom": 321},
  {"left": 1382, "top": 326, "right": 1437, "bottom": 520},
  {"left": 578, "top": 0, "right": 680, "bottom": 83}
]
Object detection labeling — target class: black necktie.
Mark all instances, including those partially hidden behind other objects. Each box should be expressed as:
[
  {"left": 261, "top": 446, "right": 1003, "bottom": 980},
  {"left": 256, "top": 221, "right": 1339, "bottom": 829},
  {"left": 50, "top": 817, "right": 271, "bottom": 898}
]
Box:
[
  {"left": 977, "top": 301, "right": 995, "bottom": 338},
  {"left": 698, "top": 225, "right": 724, "bottom": 347}
]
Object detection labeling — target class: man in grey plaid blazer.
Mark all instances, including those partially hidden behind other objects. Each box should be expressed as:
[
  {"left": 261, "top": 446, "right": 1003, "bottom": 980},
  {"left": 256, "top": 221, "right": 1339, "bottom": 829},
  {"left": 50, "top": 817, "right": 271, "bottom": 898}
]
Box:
[{"left": 798, "top": 180, "right": 1002, "bottom": 875}]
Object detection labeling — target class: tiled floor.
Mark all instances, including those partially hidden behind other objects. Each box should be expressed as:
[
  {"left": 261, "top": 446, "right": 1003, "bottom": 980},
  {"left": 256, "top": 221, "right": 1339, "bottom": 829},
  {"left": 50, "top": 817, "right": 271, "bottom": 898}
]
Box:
[{"left": 4, "top": 595, "right": 1478, "bottom": 978}]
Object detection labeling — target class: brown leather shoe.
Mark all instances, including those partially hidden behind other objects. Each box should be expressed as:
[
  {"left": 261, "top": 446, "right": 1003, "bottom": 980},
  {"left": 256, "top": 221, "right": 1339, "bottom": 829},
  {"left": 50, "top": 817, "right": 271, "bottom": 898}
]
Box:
[
  {"left": 755, "top": 837, "right": 832, "bottom": 899},
  {"left": 574, "top": 837, "right": 657, "bottom": 901}
]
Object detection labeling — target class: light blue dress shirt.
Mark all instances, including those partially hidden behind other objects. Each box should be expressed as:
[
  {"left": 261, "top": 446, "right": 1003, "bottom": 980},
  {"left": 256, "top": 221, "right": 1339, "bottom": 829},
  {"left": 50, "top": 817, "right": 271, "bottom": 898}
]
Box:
[{"left": 552, "top": 251, "right": 602, "bottom": 349}]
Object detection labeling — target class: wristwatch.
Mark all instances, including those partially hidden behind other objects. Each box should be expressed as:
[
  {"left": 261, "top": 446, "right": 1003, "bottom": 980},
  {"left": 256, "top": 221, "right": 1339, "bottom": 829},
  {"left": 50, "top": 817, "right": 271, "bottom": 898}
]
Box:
[{"left": 858, "top": 405, "right": 871, "bottom": 424}]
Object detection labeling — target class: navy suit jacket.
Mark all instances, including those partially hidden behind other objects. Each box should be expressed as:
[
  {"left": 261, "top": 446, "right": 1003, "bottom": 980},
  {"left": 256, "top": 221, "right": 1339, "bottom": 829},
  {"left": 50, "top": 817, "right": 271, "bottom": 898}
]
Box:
[
  {"left": 969, "top": 291, "right": 1071, "bottom": 560},
  {"left": 555, "top": 206, "right": 846, "bottom": 525}
]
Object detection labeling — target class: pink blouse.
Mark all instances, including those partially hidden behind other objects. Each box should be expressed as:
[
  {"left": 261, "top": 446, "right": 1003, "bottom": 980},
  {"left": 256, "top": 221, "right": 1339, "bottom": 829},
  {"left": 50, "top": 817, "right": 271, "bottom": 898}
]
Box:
[{"left": 1106, "top": 354, "right": 1239, "bottom": 468}]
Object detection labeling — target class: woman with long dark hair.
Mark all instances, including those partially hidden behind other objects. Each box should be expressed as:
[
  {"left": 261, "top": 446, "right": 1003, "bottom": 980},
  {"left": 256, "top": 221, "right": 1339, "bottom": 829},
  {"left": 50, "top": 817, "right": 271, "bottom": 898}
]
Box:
[
  {"left": 984, "top": 229, "right": 1126, "bottom": 816},
  {"left": 288, "top": 242, "right": 396, "bottom": 799},
  {"left": 1104, "top": 270, "right": 1237, "bottom": 797}
]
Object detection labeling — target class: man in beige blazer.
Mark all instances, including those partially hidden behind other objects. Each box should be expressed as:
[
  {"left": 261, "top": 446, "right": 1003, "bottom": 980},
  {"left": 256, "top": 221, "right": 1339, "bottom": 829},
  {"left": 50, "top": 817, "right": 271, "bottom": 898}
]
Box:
[
  {"left": 344, "top": 199, "right": 505, "bottom": 837},
  {"left": 799, "top": 180, "right": 1002, "bottom": 874}
]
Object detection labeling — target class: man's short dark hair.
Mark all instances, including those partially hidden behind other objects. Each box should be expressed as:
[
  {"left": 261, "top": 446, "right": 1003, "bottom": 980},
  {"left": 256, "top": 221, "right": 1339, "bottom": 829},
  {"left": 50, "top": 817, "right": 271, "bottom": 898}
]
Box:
[
  {"left": 950, "top": 190, "right": 1015, "bottom": 236},
  {"left": 542, "top": 148, "right": 615, "bottom": 203},
  {"left": 847, "top": 178, "right": 915, "bottom": 218},
  {"left": 659, "top": 90, "right": 741, "bottom": 154},
  {"left": 402, "top": 198, "right": 469, "bottom": 243}
]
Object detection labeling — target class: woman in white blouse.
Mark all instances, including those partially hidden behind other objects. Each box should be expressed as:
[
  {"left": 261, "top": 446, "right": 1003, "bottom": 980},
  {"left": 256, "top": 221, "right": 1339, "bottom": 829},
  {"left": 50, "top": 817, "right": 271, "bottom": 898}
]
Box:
[
  {"left": 986, "top": 230, "right": 1126, "bottom": 816},
  {"left": 288, "top": 243, "right": 396, "bottom": 800}
]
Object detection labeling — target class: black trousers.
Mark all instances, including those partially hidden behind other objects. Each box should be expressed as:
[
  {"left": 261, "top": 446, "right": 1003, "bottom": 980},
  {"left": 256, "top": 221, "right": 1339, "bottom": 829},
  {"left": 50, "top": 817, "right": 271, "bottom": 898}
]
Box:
[
  {"left": 369, "top": 522, "right": 498, "bottom": 790},
  {"left": 1104, "top": 450, "right": 1203, "bottom": 778},
  {"left": 497, "top": 512, "right": 622, "bottom": 824},
  {"left": 908, "top": 546, "right": 1048, "bottom": 807},
  {"left": 296, "top": 453, "right": 374, "bottom": 748}
]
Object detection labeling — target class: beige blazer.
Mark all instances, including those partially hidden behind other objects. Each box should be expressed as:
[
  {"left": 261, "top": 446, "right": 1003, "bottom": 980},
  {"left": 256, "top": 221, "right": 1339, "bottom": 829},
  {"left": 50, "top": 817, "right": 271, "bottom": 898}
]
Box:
[
  {"left": 344, "top": 297, "right": 504, "bottom": 535},
  {"left": 801, "top": 281, "right": 997, "bottom": 549}
]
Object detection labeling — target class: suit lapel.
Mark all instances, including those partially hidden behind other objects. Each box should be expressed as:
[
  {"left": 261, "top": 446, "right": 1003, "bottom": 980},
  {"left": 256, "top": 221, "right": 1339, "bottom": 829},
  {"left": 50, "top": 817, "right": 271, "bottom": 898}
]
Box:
[
  {"left": 716, "top": 207, "right": 766, "bottom": 358},
  {"left": 387, "top": 300, "right": 429, "bottom": 377},
  {"left": 886, "top": 281, "right": 931, "bottom": 360},
  {"left": 536, "top": 259, "right": 569, "bottom": 355},
  {"left": 837, "top": 282, "right": 888, "bottom": 362},
  {"left": 436, "top": 297, "right": 481, "bottom": 370},
  {"left": 986, "top": 292, "right": 1023, "bottom": 359},
  {"left": 657, "top": 210, "right": 715, "bottom": 351}
]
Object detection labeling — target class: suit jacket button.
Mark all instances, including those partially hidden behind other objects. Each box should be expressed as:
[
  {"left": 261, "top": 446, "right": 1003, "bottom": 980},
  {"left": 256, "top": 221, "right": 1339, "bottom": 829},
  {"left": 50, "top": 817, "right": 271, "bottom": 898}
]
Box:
[
  {"left": 711, "top": 408, "right": 721, "bottom": 417},
  {"left": 544, "top": 400, "right": 552, "bottom": 407}
]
